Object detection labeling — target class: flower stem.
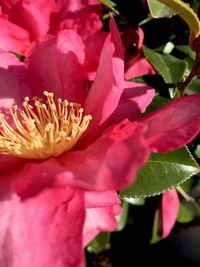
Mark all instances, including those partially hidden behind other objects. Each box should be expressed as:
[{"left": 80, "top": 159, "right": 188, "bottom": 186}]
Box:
[
  {"left": 179, "top": 35, "right": 200, "bottom": 96},
  {"left": 176, "top": 186, "right": 194, "bottom": 202},
  {"left": 179, "top": 68, "right": 196, "bottom": 97}
]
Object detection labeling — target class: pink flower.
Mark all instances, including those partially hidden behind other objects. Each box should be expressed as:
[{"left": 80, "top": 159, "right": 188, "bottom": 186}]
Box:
[
  {"left": 0, "top": 0, "right": 57, "bottom": 53},
  {"left": 0, "top": 0, "right": 154, "bottom": 79},
  {"left": 0, "top": 0, "right": 105, "bottom": 73},
  {"left": 0, "top": 0, "right": 107, "bottom": 77},
  {"left": 0, "top": 16, "right": 200, "bottom": 267},
  {"left": 124, "top": 28, "right": 155, "bottom": 80},
  {"left": 158, "top": 189, "right": 179, "bottom": 238},
  {"left": 0, "top": 18, "right": 148, "bottom": 267}
]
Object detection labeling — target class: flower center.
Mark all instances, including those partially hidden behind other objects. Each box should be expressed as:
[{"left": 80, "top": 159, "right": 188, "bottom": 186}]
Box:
[{"left": 0, "top": 91, "right": 92, "bottom": 159}]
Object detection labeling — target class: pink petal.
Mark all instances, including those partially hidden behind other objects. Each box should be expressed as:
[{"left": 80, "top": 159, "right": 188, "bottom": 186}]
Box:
[
  {"left": 26, "top": 30, "right": 87, "bottom": 104},
  {"left": 141, "top": 94, "right": 200, "bottom": 152},
  {"left": 108, "top": 81, "right": 155, "bottom": 124},
  {"left": 56, "top": 0, "right": 82, "bottom": 12},
  {"left": 3, "top": 0, "right": 56, "bottom": 40},
  {"left": 84, "top": 205, "right": 121, "bottom": 246},
  {"left": 125, "top": 56, "right": 155, "bottom": 80},
  {"left": 137, "top": 27, "right": 144, "bottom": 50},
  {"left": 83, "top": 190, "right": 121, "bottom": 245},
  {"left": 85, "top": 190, "right": 121, "bottom": 208},
  {"left": 84, "top": 16, "right": 124, "bottom": 142},
  {"left": 0, "top": 48, "right": 21, "bottom": 68},
  {"left": 124, "top": 27, "right": 155, "bottom": 80},
  {"left": 11, "top": 158, "right": 70, "bottom": 198},
  {"left": 0, "top": 154, "right": 27, "bottom": 172},
  {"left": 0, "top": 157, "right": 27, "bottom": 196},
  {"left": 0, "top": 17, "right": 31, "bottom": 54},
  {"left": 59, "top": 120, "right": 149, "bottom": 191},
  {"left": 57, "top": 4, "right": 103, "bottom": 40},
  {"left": 57, "top": 0, "right": 100, "bottom": 12},
  {"left": 0, "top": 50, "right": 31, "bottom": 107},
  {"left": 84, "top": 31, "right": 108, "bottom": 75},
  {"left": 0, "top": 187, "right": 85, "bottom": 267},
  {"left": 56, "top": 0, "right": 90, "bottom": 13},
  {"left": 1, "top": 0, "right": 21, "bottom": 13},
  {"left": 161, "top": 189, "right": 179, "bottom": 238},
  {"left": 12, "top": 121, "right": 149, "bottom": 194},
  {"left": 122, "top": 27, "right": 144, "bottom": 52}
]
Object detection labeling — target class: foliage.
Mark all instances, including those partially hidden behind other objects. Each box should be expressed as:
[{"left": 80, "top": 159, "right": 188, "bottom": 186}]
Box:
[
  {"left": 0, "top": 0, "right": 200, "bottom": 265},
  {"left": 88, "top": 0, "right": 200, "bottom": 260}
]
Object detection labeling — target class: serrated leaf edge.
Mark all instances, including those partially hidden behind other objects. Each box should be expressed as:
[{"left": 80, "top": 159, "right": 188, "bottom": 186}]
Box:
[
  {"left": 143, "top": 46, "right": 187, "bottom": 84},
  {"left": 143, "top": 46, "right": 170, "bottom": 83},
  {"left": 120, "top": 171, "right": 199, "bottom": 198},
  {"left": 120, "top": 147, "right": 200, "bottom": 198}
]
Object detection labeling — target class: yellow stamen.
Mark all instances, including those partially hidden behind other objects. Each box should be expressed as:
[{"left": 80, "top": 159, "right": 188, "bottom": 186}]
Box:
[{"left": 0, "top": 91, "right": 92, "bottom": 159}]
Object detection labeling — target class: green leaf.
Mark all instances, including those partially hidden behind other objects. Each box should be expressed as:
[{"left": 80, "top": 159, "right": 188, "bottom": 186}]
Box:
[
  {"left": 120, "top": 147, "right": 200, "bottom": 198},
  {"left": 143, "top": 46, "right": 187, "bottom": 84},
  {"left": 150, "top": 210, "right": 162, "bottom": 244},
  {"left": 147, "top": 0, "right": 174, "bottom": 18},
  {"left": 99, "top": 0, "right": 119, "bottom": 15},
  {"left": 159, "top": 0, "right": 200, "bottom": 46},
  {"left": 195, "top": 178, "right": 200, "bottom": 191},
  {"left": 186, "top": 77, "right": 200, "bottom": 94},
  {"left": 116, "top": 200, "right": 129, "bottom": 231},
  {"left": 144, "top": 94, "right": 171, "bottom": 114},
  {"left": 87, "top": 232, "right": 111, "bottom": 254},
  {"left": 175, "top": 45, "right": 195, "bottom": 59},
  {"left": 180, "top": 179, "right": 194, "bottom": 193},
  {"left": 177, "top": 199, "right": 200, "bottom": 223},
  {"left": 130, "top": 74, "right": 168, "bottom": 94},
  {"left": 195, "top": 144, "right": 200, "bottom": 158},
  {"left": 174, "top": 45, "right": 195, "bottom": 73},
  {"left": 122, "top": 197, "right": 145, "bottom": 206},
  {"left": 191, "top": 0, "right": 200, "bottom": 14},
  {"left": 131, "top": 76, "right": 146, "bottom": 84},
  {"left": 99, "top": 0, "right": 116, "bottom": 8}
]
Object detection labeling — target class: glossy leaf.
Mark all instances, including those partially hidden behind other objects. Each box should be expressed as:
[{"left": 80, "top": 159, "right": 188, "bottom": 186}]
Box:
[
  {"left": 87, "top": 232, "right": 111, "bottom": 254},
  {"left": 175, "top": 45, "right": 195, "bottom": 59},
  {"left": 99, "top": 0, "right": 116, "bottom": 8},
  {"left": 159, "top": 0, "right": 200, "bottom": 46},
  {"left": 120, "top": 147, "right": 200, "bottom": 198},
  {"left": 144, "top": 94, "right": 171, "bottom": 114},
  {"left": 150, "top": 210, "right": 162, "bottom": 244},
  {"left": 131, "top": 74, "right": 168, "bottom": 94},
  {"left": 116, "top": 200, "right": 129, "bottom": 231},
  {"left": 180, "top": 179, "right": 194, "bottom": 193},
  {"left": 177, "top": 199, "right": 200, "bottom": 223},
  {"left": 99, "top": 0, "right": 119, "bottom": 15},
  {"left": 143, "top": 46, "right": 187, "bottom": 84},
  {"left": 122, "top": 197, "right": 145, "bottom": 206},
  {"left": 147, "top": 0, "right": 174, "bottom": 18}
]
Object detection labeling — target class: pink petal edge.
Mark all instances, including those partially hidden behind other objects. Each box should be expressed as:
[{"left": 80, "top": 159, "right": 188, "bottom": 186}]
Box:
[
  {"left": 161, "top": 189, "right": 179, "bottom": 238},
  {"left": 141, "top": 94, "right": 200, "bottom": 152}
]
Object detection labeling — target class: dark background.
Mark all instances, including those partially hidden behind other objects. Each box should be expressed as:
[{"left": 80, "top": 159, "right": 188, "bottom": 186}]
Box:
[
  {"left": 86, "top": 1, "right": 200, "bottom": 266},
  {"left": 86, "top": 203, "right": 200, "bottom": 266}
]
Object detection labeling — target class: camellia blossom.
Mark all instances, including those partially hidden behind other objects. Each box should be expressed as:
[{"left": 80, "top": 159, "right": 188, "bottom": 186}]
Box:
[
  {"left": 0, "top": 17, "right": 149, "bottom": 267},
  {"left": 0, "top": 0, "right": 106, "bottom": 75},
  {"left": 124, "top": 27, "right": 156, "bottom": 80},
  {"left": 0, "top": 0, "right": 102, "bottom": 49},
  {"left": 0, "top": 0, "right": 155, "bottom": 79},
  {"left": 0, "top": 17, "right": 200, "bottom": 267}
]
